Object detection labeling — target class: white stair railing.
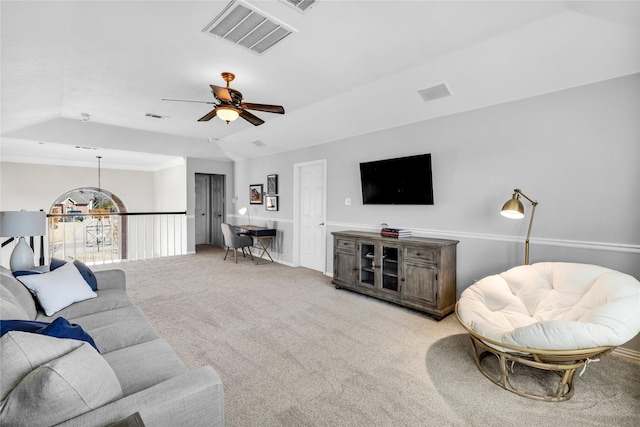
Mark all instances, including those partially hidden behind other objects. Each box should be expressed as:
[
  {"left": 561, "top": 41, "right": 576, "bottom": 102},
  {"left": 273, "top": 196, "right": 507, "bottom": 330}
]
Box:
[{"left": 46, "top": 211, "right": 187, "bottom": 266}]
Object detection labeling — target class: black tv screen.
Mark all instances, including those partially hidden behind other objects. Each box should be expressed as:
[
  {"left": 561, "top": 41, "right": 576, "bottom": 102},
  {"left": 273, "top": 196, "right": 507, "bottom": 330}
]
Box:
[{"left": 360, "top": 154, "right": 434, "bottom": 205}]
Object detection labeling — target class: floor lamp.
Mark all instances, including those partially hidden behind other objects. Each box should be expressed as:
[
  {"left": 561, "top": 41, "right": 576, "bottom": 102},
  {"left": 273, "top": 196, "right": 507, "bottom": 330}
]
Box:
[
  {"left": 500, "top": 189, "right": 538, "bottom": 265},
  {"left": 0, "top": 210, "right": 47, "bottom": 271}
]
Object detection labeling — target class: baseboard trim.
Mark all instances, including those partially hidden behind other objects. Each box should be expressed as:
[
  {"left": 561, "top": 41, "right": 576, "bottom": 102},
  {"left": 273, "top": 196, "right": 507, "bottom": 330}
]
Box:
[{"left": 612, "top": 347, "right": 640, "bottom": 363}]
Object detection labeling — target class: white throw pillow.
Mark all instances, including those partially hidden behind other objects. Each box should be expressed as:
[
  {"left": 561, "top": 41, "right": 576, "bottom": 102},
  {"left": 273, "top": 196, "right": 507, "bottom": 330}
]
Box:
[{"left": 16, "top": 262, "right": 97, "bottom": 316}]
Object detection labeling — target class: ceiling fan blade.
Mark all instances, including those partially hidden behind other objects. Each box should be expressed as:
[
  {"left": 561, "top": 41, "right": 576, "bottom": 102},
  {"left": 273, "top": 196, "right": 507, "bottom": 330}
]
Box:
[
  {"left": 239, "top": 109, "right": 265, "bottom": 126},
  {"left": 162, "top": 98, "right": 215, "bottom": 104},
  {"left": 198, "top": 109, "right": 218, "bottom": 122},
  {"left": 241, "top": 102, "right": 285, "bottom": 114},
  {"left": 210, "top": 85, "right": 232, "bottom": 102}
]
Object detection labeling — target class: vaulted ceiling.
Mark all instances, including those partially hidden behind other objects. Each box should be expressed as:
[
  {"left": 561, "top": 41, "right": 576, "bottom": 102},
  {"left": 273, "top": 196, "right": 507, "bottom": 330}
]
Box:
[{"left": 1, "top": 1, "right": 639, "bottom": 170}]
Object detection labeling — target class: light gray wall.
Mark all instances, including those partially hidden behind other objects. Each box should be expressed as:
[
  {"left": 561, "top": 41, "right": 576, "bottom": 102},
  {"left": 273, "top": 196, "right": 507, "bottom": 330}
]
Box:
[
  {"left": 154, "top": 163, "right": 187, "bottom": 212},
  {"left": 232, "top": 73, "right": 640, "bottom": 293},
  {"left": 232, "top": 73, "right": 640, "bottom": 350},
  {"left": 0, "top": 162, "right": 156, "bottom": 211}
]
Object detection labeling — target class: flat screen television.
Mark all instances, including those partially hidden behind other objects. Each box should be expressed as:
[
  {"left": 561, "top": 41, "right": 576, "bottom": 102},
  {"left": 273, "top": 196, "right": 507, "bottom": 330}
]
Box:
[{"left": 359, "top": 154, "right": 434, "bottom": 205}]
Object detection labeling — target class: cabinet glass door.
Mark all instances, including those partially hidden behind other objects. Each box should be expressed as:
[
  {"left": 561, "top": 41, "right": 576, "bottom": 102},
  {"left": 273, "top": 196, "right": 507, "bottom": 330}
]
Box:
[
  {"left": 360, "top": 243, "right": 375, "bottom": 286},
  {"left": 381, "top": 246, "right": 399, "bottom": 292}
]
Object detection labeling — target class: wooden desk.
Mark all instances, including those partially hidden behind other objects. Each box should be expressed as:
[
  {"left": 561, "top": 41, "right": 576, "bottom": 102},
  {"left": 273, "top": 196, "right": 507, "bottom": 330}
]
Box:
[{"left": 239, "top": 225, "right": 276, "bottom": 265}]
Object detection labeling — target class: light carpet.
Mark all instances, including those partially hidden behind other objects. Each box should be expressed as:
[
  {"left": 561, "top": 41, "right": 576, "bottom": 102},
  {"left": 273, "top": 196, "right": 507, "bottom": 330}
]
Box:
[{"left": 95, "top": 245, "right": 640, "bottom": 426}]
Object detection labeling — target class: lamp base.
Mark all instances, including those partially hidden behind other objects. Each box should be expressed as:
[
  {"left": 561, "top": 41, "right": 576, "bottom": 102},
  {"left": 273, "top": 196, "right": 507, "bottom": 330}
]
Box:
[{"left": 10, "top": 237, "right": 36, "bottom": 271}]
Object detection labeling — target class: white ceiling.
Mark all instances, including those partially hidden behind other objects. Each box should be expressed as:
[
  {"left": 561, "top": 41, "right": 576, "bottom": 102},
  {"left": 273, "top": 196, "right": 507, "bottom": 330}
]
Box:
[{"left": 1, "top": 1, "right": 639, "bottom": 170}]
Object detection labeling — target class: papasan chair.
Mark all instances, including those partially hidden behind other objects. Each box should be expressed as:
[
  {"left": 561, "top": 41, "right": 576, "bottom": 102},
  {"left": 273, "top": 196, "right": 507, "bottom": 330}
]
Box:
[{"left": 456, "top": 262, "right": 640, "bottom": 402}]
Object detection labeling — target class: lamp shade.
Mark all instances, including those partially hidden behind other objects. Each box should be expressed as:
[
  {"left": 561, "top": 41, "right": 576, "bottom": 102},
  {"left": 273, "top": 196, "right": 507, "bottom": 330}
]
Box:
[
  {"left": 0, "top": 211, "right": 46, "bottom": 237},
  {"left": 500, "top": 195, "right": 525, "bottom": 219},
  {"left": 238, "top": 206, "right": 250, "bottom": 225},
  {"left": 217, "top": 107, "right": 239, "bottom": 123}
]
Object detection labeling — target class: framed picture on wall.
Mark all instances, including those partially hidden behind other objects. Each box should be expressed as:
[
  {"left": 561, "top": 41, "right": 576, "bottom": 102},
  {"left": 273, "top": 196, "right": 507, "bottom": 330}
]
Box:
[
  {"left": 267, "top": 174, "right": 278, "bottom": 194},
  {"left": 265, "top": 195, "right": 278, "bottom": 211},
  {"left": 250, "top": 184, "right": 263, "bottom": 204}
]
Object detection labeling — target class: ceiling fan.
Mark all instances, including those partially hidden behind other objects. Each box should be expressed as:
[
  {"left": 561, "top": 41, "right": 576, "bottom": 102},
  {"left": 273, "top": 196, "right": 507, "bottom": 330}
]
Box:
[{"left": 162, "top": 72, "right": 285, "bottom": 126}]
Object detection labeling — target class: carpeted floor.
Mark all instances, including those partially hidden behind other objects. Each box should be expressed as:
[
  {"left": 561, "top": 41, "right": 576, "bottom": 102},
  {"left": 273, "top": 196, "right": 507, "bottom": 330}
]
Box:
[{"left": 95, "top": 245, "right": 640, "bottom": 426}]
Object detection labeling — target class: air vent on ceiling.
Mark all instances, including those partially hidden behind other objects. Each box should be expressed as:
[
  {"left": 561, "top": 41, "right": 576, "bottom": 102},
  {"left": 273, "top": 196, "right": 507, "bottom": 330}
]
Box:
[
  {"left": 145, "top": 113, "right": 169, "bottom": 119},
  {"left": 418, "top": 83, "right": 452, "bottom": 103},
  {"left": 250, "top": 139, "right": 265, "bottom": 147},
  {"left": 203, "top": 0, "right": 296, "bottom": 55},
  {"left": 281, "top": 0, "right": 316, "bottom": 13}
]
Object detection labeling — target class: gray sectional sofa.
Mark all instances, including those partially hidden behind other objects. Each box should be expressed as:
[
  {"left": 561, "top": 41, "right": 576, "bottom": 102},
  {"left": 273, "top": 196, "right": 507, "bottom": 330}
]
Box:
[{"left": 0, "top": 265, "right": 224, "bottom": 427}]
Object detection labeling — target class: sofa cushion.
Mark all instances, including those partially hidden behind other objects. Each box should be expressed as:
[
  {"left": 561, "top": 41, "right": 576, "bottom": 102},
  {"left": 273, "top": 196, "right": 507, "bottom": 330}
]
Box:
[
  {"left": 1, "top": 267, "right": 37, "bottom": 320},
  {"left": 1, "top": 317, "right": 98, "bottom": 351},
  {"left": 102, "top": 339, "right": 187, "bottom": 395},
  {"left": 16, "top": 262, "right": 97, "bottom": 316},
  {"left": 1, "top": 331, "right": 85, "bottom": 401},
  {"left": 0, "top": 333, "right": 122, "bottom": 427},
  {"left": 35, "top": 289, "right": 134, "bottom": 322},
  {"left": 0, "top": 285, "right": 30, "bottom": 320},
  {"left": 64, "top": 305, "right": 161, "bottom": 354}
]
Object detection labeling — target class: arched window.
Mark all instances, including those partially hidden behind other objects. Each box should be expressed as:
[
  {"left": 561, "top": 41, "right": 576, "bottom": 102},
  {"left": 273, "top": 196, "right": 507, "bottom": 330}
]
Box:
[{"left": 49, "top": 188, "right": 128, "bottom": 264}]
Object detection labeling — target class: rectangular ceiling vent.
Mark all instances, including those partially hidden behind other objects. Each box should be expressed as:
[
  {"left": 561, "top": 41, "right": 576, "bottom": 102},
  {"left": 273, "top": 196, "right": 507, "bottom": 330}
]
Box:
[
  {"left": 145, "top": 113, "right": 169, "bottom": 119},
  {"left": 203, "top": 0, "right": 296, "bottom": 55},
  {"left": 418, "top": 83, "right": 452, "bottom": 103},
  {"left": 280, "top": 0, "right": 316, "bottom": 13}
]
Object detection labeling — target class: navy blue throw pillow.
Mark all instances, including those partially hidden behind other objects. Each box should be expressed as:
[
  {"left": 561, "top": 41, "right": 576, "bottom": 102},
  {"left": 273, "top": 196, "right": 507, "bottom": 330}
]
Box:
[
  {"left": 0, "top": 317, "right": 98, "bottom": 351},
  {"left": 49, "top": 258, "right": 66, "bottom": 270},
  {"left": 50, "top": 258, "right": 98, "bottom": 291},
  {"left": 12, "top": 270, "right": 43, "bottom": 278}
]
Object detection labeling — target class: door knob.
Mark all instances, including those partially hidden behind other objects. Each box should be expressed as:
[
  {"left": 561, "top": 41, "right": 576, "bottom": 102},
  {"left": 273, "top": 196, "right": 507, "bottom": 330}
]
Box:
[{"left": 318, "top": 222, "right": 325, "bottom": 226}]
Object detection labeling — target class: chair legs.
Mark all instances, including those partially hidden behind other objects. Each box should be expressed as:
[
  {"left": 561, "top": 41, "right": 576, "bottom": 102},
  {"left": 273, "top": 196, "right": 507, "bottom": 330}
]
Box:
[
  {"left": 223, "top": 246, "right": 254, "bottom": 263},
  {"left": 223, "top": 247, "right": 239, "bottom": 263}
]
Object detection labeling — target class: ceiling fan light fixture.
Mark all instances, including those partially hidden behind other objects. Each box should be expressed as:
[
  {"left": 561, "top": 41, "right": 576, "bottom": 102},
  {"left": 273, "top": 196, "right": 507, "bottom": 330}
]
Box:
[{"left": 217, "top": 106, "right": 239, "bottom": 123}]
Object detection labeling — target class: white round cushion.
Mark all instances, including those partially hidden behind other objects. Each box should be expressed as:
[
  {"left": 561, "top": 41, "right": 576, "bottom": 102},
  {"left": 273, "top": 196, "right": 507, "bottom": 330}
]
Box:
[{"left": 457, "top": 262, "right": 640, "bottom": 350}]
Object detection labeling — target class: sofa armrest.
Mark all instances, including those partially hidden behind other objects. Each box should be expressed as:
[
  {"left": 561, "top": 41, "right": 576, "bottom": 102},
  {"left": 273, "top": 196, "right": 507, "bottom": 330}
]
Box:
[
  {"left": 57, "top": 366, "right": 224, "bottom": 427},
  {"left": 95, "top": 269, "right": 127, "bottom": 291}
]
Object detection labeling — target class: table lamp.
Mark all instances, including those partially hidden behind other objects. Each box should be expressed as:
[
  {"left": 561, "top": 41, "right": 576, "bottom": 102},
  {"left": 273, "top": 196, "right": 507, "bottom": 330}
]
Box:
[
  {"left": 0, "top": 210, "right": 47, "bottom": 271},
  {"left": 238, "top": 206, "right": 250, "bottom": 225},
  {"left": 500, "top": 189, "right": 538, "bottom": 265}
]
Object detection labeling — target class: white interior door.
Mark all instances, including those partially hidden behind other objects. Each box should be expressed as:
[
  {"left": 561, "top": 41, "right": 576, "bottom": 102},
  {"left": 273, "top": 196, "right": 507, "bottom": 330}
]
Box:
[
  {"left": 296, "top": 160, "right": 327, "bottom": 272},
  {"left": 195, "top": 174, "right": 210, "bottom": 245}
]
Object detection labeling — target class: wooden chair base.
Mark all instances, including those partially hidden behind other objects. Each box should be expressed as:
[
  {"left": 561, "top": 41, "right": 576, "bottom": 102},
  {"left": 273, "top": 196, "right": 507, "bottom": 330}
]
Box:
[
  {"left": 223, "top": 246, "right": 254, "bottom": 263},
  {"left": 455, "top": 304, "right": 614, "bottom": 402}
]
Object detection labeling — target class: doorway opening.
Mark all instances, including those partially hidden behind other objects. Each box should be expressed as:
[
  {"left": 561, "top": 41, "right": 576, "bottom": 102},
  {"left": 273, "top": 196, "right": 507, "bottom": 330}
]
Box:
[
  {"left": 195, "top": 173, "right": 226, "bottom": 249},
  {"left": 49, "top": 187, "right": 128, "bottom": 263}
]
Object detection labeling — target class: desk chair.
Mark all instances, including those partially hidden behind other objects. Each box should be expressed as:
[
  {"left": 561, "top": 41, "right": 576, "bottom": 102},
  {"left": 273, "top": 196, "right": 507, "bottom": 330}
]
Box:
[{"left": 221, "top": 223, "right": 254, "bottom": 263}]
